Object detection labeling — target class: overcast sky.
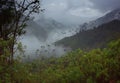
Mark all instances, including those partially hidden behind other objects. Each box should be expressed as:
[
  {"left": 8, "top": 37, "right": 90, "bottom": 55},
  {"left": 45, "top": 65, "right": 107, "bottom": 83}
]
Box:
[{"left": 35, "top": 0, "right": 120, "bottom": 24}]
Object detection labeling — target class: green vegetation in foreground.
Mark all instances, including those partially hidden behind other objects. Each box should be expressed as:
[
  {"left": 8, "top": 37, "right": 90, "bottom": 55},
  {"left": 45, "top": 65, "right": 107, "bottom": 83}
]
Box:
[{"left": 0, "top": 39, "right": 120, "bottom": 83}]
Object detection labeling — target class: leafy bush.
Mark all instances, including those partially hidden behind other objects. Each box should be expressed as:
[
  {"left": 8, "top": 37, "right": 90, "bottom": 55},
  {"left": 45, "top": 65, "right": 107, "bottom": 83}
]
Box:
[{"left": 0, "top": 39, "right": 120, "bottom": 83}]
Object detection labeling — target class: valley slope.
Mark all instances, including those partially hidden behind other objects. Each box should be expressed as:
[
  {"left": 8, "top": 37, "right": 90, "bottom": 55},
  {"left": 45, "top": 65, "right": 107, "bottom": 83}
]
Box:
[{"left": 56, "top": 20, "right": 120, "bottom": 50}]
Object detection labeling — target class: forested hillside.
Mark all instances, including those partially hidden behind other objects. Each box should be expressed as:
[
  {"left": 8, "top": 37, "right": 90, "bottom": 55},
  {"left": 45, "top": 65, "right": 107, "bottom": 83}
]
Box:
[
  {"left": 1, "top": 39, "right": 120, "bottom": 83},
  {"left": 56, "top": 20, "right": 120, "bottom": 50},
  {"left": 1, "top": 0, "right": 120, "bottom": 83}
]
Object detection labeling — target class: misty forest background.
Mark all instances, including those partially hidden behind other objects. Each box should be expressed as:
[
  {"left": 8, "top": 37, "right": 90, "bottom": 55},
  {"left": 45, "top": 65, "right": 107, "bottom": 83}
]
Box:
[{"left": 0, "top": 0, "right": 120, "bottom": 83}]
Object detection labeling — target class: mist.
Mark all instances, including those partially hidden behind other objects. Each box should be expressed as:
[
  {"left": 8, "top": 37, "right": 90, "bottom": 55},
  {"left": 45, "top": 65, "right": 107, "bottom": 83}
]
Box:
[
  {"left": 20, "top": 17, "right": 78, "bottom": 58},
  {"left": 19, "top": 0, "right": 120, "bottom": 58}
]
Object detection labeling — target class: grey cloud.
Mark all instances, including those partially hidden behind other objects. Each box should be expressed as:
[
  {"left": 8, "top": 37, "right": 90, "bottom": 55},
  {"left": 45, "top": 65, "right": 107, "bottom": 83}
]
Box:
[
  {"left": 38, "top": 0, "right": 120, "bottom": 24},
  {"left": 91, "top": 0, "right": 120, "bottom": 12},
  {"left": 66, "top": 0, "right": 93, "bottom": 9}
]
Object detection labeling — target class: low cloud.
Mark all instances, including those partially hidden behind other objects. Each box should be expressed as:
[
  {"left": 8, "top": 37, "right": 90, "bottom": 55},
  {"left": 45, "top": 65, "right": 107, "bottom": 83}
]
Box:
[{"left": 34, "top": 0, "right": 120, "bottom": 24}]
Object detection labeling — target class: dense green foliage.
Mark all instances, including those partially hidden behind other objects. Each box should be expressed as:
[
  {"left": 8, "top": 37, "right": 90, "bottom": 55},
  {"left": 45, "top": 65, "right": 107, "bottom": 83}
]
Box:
[
  {"left": 56, "top": 20, "right": 120, "bottom": 50},
  {"left": 0, "top": 39, "right": 120, "bottom": 83}
]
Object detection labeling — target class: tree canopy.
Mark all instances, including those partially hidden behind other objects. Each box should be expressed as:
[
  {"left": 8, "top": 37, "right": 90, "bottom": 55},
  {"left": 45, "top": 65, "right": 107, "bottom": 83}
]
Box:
[{"left": 0, "top": 0, "right": 41, "bottom": 63}]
